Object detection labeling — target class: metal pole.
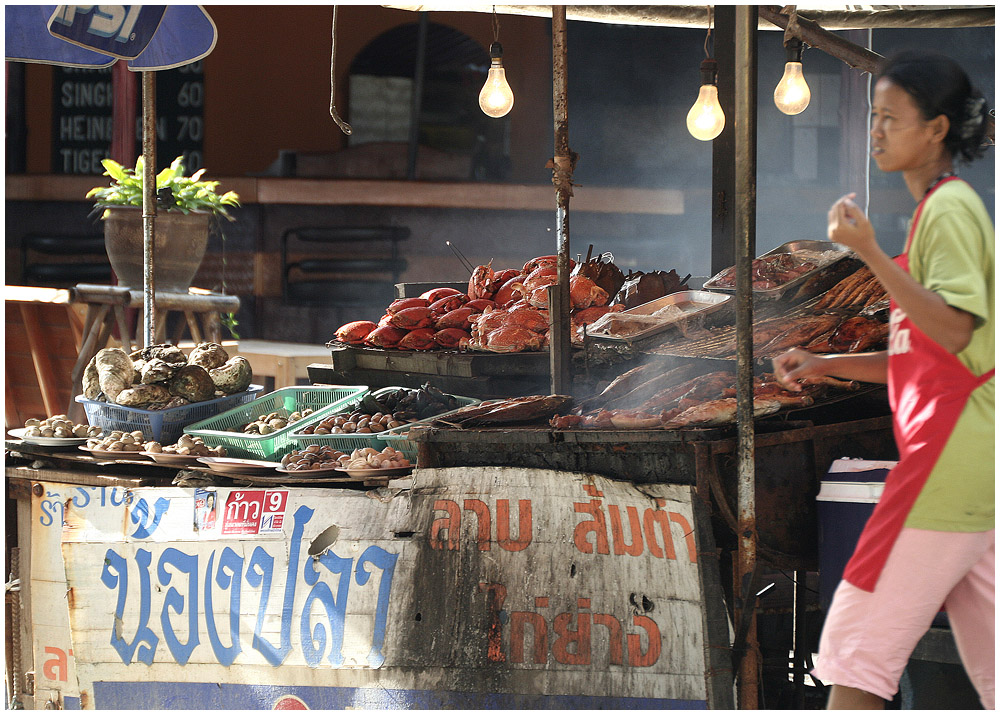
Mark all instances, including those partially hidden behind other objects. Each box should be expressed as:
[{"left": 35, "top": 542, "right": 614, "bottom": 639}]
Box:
[
  {"left": 406, "top": 11, "right": 428, "bottom": 180},
  {"left": 734, "top": 5, "right": 759, "bottom": 709},
  {"left": 141, "top": 70, "right": 157, "bottom": 347},
  {"left": 549, "top": 5, "right": 572, "bottom": 394}
]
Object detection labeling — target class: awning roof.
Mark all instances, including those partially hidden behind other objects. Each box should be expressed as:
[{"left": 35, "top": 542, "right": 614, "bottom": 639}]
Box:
[{"left": 382, "top": 4, "right": 995, "bottom": 29}]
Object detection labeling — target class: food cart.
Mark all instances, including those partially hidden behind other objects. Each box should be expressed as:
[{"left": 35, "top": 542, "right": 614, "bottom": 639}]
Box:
[{"left": 6, "top": 4, "right": 992, "bottom": 711}]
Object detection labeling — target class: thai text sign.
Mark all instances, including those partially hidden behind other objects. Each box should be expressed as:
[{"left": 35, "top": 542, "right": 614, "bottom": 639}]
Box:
[{"left": 54, "top": 467, "right": 725, "bottom": 708}]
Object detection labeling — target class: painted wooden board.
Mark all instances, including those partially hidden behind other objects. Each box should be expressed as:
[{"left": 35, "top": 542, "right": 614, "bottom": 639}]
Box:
[{"left": 51, "top": 467, "right": 732, "bottom": 709}]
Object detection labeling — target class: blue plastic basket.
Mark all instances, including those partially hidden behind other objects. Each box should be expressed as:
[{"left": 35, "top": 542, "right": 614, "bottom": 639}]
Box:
[
  {"left": 183, "top": 385, "right": 368, "bottom": 459},
  {"left": 288, "top": 387, "right": 478, "bottom": 456},
  {"left": 76, "top": 385, "right": 265, "bottom": 444}
]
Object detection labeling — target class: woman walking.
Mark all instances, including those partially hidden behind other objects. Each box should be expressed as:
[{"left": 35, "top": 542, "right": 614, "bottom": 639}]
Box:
[{"left": 773, "top": 51, "right": 994, "bottom": 709}]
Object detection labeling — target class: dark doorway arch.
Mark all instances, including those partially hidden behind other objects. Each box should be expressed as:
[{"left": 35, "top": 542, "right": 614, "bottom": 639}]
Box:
[{"left": 348, "top": 21, "right": 510, "bottom": 180}]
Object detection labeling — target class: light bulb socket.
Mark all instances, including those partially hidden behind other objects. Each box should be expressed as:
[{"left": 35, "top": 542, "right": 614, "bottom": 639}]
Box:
[
  {"left": 699, "top": 58, "right": 718, "bottom": 86},
  {"left": 490, "top": 42, "right": 503, "bottom": 60},
  {"left": 784, "top": 38, "right": 804, "bottom": 63}
]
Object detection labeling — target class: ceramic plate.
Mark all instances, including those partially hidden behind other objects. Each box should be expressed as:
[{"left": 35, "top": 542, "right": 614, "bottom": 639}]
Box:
[
  {"left": 336, "top": 466, "right": 413, "bottom": 479},
  {"left": 79, "top": 445, "right": 151, "bottom": 460},
  {"left": 9, "top": 428, "right": 91, "bottom": 447},
  {"left": 142, "top": 451, "right": 209, "bottom": 467},
  {"left": 274, "top": 464, "right": 350, "bottom": 478},
  {"left": 196, "top": 457, "right": 280, "bottom": 475}
]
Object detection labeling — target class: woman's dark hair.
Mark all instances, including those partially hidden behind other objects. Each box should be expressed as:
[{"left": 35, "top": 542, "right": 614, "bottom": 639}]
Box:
[{"left": 878, "top": 50, "right": 990, "bottom": 164}]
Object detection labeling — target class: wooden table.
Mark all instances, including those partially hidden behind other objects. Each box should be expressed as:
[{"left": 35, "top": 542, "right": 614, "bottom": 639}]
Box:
[{"left": 229, "top": 339, "right": 332, "bottom": 390}]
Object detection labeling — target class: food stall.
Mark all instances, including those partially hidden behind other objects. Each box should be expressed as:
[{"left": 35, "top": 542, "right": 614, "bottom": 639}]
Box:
[{"left": 6, "top": 5, "right": 991, "bottom": 711}]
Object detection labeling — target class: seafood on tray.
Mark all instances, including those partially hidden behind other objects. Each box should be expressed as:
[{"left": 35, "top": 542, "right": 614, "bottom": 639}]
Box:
[
  {"left": 549, "top": 364, "right": 860, "bottom": 431},
  {"left": 330, "top": 253, "right": 632, "bottom": 354}
]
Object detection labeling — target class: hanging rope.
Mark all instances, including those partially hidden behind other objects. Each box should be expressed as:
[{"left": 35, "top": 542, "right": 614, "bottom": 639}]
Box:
[
  {"left": 703, "top": 5, "right": 713, "bottom": 59},
  {"left": 329, "top": 6, "right": 352, "bottom": 135}
]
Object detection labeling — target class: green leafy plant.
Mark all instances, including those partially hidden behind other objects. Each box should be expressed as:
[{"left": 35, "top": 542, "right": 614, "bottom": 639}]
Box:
[{"left": 87, "top": 155, "right": 240, "bottom": 220}]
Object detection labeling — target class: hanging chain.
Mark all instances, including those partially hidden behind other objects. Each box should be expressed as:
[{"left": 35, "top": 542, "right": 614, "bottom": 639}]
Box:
[{"left": 329, "top": 6, "right": 352, "bottom": 135}]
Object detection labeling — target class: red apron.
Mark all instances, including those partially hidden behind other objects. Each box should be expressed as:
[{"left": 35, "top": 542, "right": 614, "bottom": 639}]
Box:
[{"left": 843, "top": 176, "right": 995, "bottom": 592}]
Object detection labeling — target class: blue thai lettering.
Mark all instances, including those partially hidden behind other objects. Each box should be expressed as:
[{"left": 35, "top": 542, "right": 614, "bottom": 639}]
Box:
[
  {"left": 204, "top": 548, "right": 243, "bottom": 666},
  {"left": 39, "top": 499, "right": 63, "bottom": 527},
  {"left": 129, "top": 496, "right": 169, "bottom": 539},
  {"left": 109, "top": 487, "right": 127, "bottom": 507},
  {"left": 355, "top": 545, "right": 398, "bottom": 668},
  {"left": 300, "top": 549, "right": 353, "bottom": 667},
  {"left": 72, "top": 487, "right": 91, "bottom": 509},
  {"left": 245, "top": 546, "right": 277, "bottom": 664},
  {"left": 100, "top": 548, "right": 159, "bottom": 665},
  {"left": 157, "top": 548, "right": 200, "bottom": 665}
]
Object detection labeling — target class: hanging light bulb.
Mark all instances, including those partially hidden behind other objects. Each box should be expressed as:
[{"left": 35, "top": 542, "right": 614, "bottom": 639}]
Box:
[
  {"left": 774, "top": 38, "right": 811, "bottom": 115},
  {"left": 479, "top": 42, "right": 514, "bottom": 118},
  {"left": 687, "top": 59, "right": 726, "bottom": 141}
]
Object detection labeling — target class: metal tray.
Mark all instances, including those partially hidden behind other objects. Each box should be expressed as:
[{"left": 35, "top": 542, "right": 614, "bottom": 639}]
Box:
[
  {"left": 585, "top": 290, "right": 732, "bottom": 343},
  {"left": 702, "top": 240, "right": 851, "bottom": 299}
]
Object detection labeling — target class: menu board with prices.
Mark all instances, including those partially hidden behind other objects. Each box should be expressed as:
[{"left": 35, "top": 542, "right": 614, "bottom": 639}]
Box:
[{"left": 51, "top": 60, "right": 205, "bottom": 175}]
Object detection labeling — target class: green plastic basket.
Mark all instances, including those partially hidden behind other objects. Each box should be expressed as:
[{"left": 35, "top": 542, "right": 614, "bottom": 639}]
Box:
[
  {"left": 183, "top": 385, "right": 368, "bottom": 460},
  {"left": 288, "top": 387, "right": 478, "bottom": 457}
]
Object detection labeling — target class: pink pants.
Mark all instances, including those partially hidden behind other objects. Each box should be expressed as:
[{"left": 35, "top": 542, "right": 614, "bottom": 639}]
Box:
[{"left": 813, "top": 527, "right": 995, "bottom": 707}]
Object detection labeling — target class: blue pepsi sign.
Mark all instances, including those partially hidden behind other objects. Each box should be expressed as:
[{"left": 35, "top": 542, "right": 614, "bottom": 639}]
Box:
[{"left": 48, "top": 6, "right": 166, "bottom": 60}]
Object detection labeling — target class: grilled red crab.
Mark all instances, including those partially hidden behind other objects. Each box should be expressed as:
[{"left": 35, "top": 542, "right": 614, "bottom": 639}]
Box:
[
  {"left": 466, "top": 298, "right": 496, "bottom": 312},
  {"left": 389, "top": 306, "right": 435, "bottom": 330},
  {"left": 482, "top": 325, "right": 544, "bottom": 353},
  {"left": 387, "top": 297, "right": 430, "bottom": 314},
  {"left": 364, "top": 325, "right": 409, "bottom": 348},
  {"left": 502, "top": 306, "right": 549, "bottom": 333},
  {"left": 522, "top": 255, "right": 576, "bottom": 274},
  {"left": 436, "top": 306, "right": 477, "bottom": 330},
  {"left": 493, "top": 276, "right": 524, "bottom": 307},
  {"left": 335, "top": 320, "right": 377, "bottom": 344},
  {"left": 523, "top": 285, "right": 551, "bottom": 309},
  {"left": 420, "top": 286, "right": 465, "bottom": 303},
  {"left": 471, "top": 307, "right": 507, "bottom": 340},
  {"left": 397, "top": 327, "right": 437, "bottom": 350},
  {"left": 490, "top": 268, "right": 521, "bottom": 293},
  {"left": 468, "top": 260, "right": 496, "bottom": 300},
  {"left": 569, "top": 275, "right": 610, "bottom": 310},
  {"left": 377, "top": 313, "right": 394, "bottom": 327},
  {"left": 523, "top": 265, "right": 559, "bottom": 291},
  {"left": 428, "top": 293, "right": 470, "bottom": 315},
  {"left": 433, "top": 328, "right": 470, "bottom": 349}
]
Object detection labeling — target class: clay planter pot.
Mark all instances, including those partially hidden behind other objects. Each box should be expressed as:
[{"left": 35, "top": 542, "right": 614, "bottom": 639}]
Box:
[{"left": 103, "top": 207, "right": 211, "bottom": 292}]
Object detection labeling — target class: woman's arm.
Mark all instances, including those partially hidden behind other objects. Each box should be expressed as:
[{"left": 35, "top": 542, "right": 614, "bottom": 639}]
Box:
[
  {"left": 829, "top": 195, "right": 975, "bottom": 354},
  {"left": 772, "top": 348, "right": 888, "bottom": 390}
]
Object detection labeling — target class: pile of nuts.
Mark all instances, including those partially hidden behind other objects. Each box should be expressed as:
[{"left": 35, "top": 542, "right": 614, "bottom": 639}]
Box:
[
  {"left": 280, "top": 444, "right": 347, "bottom": 471},
  {"left": 22, "top": 415, "right": 101, "bottom": 439},
  {"left": 146, "top": 434, "right": 225, "bottom": 457},
  {"left": 242, "top": 409, "right": 314, "bottom": 435},
  {"left": 341, "top": 446, "right": 411, "bottom": 470},
  {"left": 279, "top": 445, "right": 411, "bottom": 471},
  {"left": 85, "top": 430, "right": 148, "bottom": 453},
  {"left": 84, "top": 431, "right": 225, "bottom": 457},
  {"left": 297, "top": 410, "right": 407, "bottom": 436}
]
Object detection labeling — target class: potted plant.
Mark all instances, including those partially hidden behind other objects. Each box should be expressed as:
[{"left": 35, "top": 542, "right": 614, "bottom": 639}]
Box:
[{"left": 88, "top": 156, "right": 240, "bottom": 292}]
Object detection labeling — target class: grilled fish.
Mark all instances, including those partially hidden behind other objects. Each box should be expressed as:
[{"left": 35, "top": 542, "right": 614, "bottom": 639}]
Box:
[
  {"left": 661, "top": 398, "right": 782, "bottom": 429},
  {"left": 457, "top": 394, "right": 574, "bottom": 427}
]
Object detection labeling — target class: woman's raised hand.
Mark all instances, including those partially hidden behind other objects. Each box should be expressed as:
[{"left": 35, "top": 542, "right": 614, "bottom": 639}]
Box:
[{"left": 828, "top": 193, "right": 878, "bottom": 256}]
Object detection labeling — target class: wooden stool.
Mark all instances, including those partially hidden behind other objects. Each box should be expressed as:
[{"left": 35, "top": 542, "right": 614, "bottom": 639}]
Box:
[
  {"left": 229, "top": 340, "right": 332, "bottom": 390},
  {"left": 67, "top": 283, "right": 240, "bottom": 422}
]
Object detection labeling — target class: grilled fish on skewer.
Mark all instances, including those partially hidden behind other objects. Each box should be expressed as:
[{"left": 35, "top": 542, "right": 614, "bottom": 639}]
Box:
[{"left": 661, "top": 398, "right": 782, "bottom": 429}]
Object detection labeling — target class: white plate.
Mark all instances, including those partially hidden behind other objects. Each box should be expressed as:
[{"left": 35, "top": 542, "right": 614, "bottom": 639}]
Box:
[
  {"left": 336, "top": 466, "right": 413, "bottom": 479},
  {"left": 79, "top": 445, "right": 151, "bottom": 460},
  {"left": 196, "top": 457, "right": 280, "bottom": 475},
  {"left": 142, "top": 451, "right": 209, "bottom": 467},
  {"left": 9, "top": 427, "right": 92, "bottom": 447}
]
